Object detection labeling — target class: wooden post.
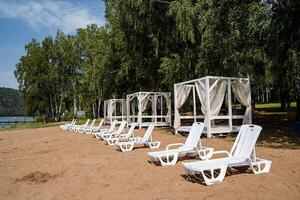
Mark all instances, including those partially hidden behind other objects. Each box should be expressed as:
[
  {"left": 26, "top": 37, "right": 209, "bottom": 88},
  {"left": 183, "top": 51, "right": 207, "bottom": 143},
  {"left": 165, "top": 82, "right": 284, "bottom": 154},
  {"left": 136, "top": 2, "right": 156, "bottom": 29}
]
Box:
[
  {"left": 205, "top": 77, "right": 211, "bottom": 138},
  {"left": 228, "top": 79, "right": 232, "bottom": 131}
]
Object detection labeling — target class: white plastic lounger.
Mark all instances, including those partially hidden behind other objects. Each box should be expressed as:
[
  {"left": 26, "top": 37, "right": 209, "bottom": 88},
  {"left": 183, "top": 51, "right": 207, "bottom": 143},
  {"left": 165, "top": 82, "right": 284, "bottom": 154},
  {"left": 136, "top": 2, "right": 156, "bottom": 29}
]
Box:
[
  {"left": 116, "top": 123, "right": 160, "bottom": 152},
  {"left": 77, "top": 119, "right": 96, "bottom": 133},
  {"left": 94, "top": 120, "right": 118, "bottom": 139},
  {"left": 59, "top": 119, "right": 74, "bottom": 129},
  {"left": 60, "top": 119, "right": 76, "bottom": 130},
  {"left": 70, "top": 119, "right": 90, "bottom": 132},
  {"left": 147, "top": 122, "right": 213, "bottom": 166},
  {"left": 85, "top": 119, "right": 105, "bottom": 134},
  {"left": 104, "top": 123, "right": 137, "bottom": 145},
  {"left": 101, "top": 120, "right": 127, "bottom": 140},
  {"left": 183, "top": 124, "right": 272, "bottom": 186}
]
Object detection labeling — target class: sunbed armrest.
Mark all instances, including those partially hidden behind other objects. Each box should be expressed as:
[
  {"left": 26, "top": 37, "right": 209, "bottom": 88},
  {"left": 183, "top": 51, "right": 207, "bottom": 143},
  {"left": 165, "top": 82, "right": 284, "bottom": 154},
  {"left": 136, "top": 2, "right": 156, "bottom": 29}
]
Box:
[
  {"left": 212, "top": 150, "right": 231, "bottom": 158},
  {"left": 166, "top": 143, "right": 184, "bottom": 150}
]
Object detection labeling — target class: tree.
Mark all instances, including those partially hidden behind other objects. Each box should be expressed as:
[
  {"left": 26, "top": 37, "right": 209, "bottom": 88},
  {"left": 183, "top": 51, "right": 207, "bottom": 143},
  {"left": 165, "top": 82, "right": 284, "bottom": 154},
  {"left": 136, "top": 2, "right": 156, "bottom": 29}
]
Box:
[{"left": 267, "top": 0, "right": 300, "bottom": 118}]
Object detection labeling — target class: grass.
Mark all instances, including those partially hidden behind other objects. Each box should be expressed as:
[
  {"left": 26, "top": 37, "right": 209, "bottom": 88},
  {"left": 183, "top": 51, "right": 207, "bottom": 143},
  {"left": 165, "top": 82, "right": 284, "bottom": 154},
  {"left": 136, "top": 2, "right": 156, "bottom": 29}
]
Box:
[{"left": 255, "top": 102, "right": 296, "bottom": 109}]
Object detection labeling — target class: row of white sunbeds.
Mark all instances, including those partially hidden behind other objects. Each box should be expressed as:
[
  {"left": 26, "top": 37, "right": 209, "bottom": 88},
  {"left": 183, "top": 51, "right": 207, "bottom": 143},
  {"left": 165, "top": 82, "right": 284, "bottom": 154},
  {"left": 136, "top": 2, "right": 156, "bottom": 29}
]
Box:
[{"left": 59, "top": 119, "right": 272, "bottom": 186}]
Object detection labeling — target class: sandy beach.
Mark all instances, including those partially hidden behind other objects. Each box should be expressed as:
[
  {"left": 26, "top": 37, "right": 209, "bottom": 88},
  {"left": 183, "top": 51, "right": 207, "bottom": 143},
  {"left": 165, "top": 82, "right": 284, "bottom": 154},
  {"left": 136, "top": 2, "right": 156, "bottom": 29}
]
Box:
[{"left": 0, "top": 126, "right": 299, "bottom": 200}]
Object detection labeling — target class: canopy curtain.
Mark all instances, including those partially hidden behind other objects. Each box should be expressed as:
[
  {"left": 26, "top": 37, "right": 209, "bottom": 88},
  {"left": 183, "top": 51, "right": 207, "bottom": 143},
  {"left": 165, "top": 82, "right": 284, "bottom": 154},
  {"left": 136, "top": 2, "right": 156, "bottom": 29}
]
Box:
[
  {"left": 110, "top": 100, "right": 116, "bottom": 116},
  {"left": 140, "top": 94, "right": 150, "bottom": 112},
  {"left": 163, "top": 93, "right": 171, "bottom": 123},
  {"left": 121, "top": 99, "right": 126, "bottom": 117},
  {"left": 232, "top": 80, "right": 251, "bottom": 124},
  {"left": 130, "top": 100, "right": 136, "bottom": 122},
  {"left": 195, "top": 79, "right": 227, "bottom": 126},
  {"left": 174, "top": 85, "right": 192, "bottom": 129},
  {"left": 151, "top": 95, "right": 157, "bottom": 122}
]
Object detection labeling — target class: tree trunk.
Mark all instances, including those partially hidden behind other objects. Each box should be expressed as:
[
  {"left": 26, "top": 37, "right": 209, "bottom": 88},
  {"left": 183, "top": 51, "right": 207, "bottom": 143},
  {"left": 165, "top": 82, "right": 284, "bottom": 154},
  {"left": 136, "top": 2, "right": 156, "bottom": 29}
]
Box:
[
  {"left": 280, "top": 89, "right": 287, "bottom": 111},
  {"left": 92, "top": 102, "right": 96, "bottom": 118},
  {"left": 58, "top": 95, "right": 63, "bottom": 121},
  {"left": 49, "top": 95, "right": 54, "bottom": 119},
  {"left": 296, "top": 98, "right": 300, "bottom": 121},
  {"left": 74, "top": 96, "right": 77, "bottom": 118},
  {"left": 98, "top": 98, "right": 101, "bottom": 118}
]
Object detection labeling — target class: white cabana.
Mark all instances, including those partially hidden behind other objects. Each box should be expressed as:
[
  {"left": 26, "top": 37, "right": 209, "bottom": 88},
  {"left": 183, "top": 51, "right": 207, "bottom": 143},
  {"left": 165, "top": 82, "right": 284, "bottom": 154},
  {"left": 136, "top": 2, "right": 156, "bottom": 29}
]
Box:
[
  {"left": 104, "top": 99, "right": 126, "bottom": 124},
  {"left": 126, "top": 92, "right": 172, "bottom": 129},
  {"left": 174, "top": 76, "right": 252, "bottom": 138}
]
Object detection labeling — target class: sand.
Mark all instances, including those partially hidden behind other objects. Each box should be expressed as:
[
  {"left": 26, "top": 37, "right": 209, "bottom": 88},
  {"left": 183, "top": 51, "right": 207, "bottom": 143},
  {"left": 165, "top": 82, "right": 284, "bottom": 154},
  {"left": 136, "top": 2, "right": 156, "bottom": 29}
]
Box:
[{"left": 0, "top": 127, "right": 299, "bottom": 200}]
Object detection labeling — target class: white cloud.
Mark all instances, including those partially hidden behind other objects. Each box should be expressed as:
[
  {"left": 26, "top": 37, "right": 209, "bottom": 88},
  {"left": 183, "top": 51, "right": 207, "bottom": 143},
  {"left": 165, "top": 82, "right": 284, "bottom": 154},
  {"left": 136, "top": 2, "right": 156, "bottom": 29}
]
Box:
[{"left": 0, "top": 0, "right": 105, "bottom": 33}]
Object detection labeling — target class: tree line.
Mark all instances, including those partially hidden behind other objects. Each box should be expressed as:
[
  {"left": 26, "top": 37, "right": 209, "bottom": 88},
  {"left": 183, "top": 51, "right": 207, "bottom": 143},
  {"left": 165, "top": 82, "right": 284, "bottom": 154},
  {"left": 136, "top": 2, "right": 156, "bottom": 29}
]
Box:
[
  {"left": 0, "top": 87, "right": 25, "bottom": 116},
  {"left": 14, "top": 0, "right": 300, "bottom": 122}
]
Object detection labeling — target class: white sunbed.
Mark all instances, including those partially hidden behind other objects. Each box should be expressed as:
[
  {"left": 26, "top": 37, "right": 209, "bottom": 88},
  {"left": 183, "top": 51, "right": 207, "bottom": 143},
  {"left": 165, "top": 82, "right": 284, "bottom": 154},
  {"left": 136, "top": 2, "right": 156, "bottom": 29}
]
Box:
[
  {"left": 85, "top": 119, "right": 105, "bottom": 134},
  {"left": 94, "top": 120, "right": 118, "bottom": 139},
  {"left": 69, "top": 119, "right": 90, "bottom": 132},
  {"left": 116, "top": 123, "right": 160, "bottom": 152},
  {"left": 147, "top": 122, "right": 213, "bottom": 166},
  {"left": 183, "top": 124, "right": 272, "bottom": 186},
  {"left": 60, "top": 119, "right": 76, "bottom": 130},
  {"left": 101, "top": 120, "right": 127, "bottom": 140},
  {"left": 104, "top": 123, "right": 137, "bottom": 145},
  {"left": 77, "top": 119, "right": 96, "bottom": 134}
]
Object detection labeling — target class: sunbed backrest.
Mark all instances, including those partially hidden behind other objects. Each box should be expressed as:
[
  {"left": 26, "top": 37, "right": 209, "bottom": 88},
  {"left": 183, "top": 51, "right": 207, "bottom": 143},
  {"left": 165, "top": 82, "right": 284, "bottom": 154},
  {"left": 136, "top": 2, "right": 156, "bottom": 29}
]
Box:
[
  {"left": 125, "top": 123, "right": 137, "bottom": 137},
  {"left": 97, "top": 119, "right": 104, "bottom": 128},
  {"left": 117, "top": 120, "right": 127, "bottom": 132},
  {"left": 142, "top": 123, "right": 155, "bottom": 141},
  {"left": 85, "top": 119, "right": 90, "bottom": 126},
  {"left": 90, "top": 119, "right": 96, "bottom": 127},
  {"left": 184, "top": 122, "right": 204, "bottom": 147},
  {"left": 109, "top": 120, "right": 117, "bottom": 131},
  {"left": 230, "top": 124, "right": 262, "bottom": 159}
]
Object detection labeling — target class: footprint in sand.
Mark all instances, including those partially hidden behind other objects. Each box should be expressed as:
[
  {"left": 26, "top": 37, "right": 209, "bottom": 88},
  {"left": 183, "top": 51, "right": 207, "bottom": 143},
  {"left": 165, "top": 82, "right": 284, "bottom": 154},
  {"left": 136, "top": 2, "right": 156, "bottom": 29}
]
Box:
[{"left": 15, "top": 171, "right": 58, "bottom": 184}]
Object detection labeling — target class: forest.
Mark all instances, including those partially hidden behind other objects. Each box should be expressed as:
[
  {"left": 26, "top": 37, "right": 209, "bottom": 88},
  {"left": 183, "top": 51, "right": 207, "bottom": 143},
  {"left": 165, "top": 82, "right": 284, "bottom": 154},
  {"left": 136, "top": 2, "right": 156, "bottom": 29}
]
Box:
[
  {"left": 0, "top": 87, "right": 25, "bottom": 116},
  {"left": 14, "top": 0, "right": 300, "bottom": 122}
]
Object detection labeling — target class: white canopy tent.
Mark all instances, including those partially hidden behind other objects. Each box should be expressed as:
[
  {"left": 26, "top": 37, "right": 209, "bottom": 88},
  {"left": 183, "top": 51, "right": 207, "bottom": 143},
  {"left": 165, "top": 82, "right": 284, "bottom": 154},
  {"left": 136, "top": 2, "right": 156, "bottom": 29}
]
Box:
[
  {"left": 126, "top": 92, "right": 172, "bottom": 129},
  {"left": 104, "top": 99, "right": 126, "bottom": 124},
  {"left": 174, "top": 76, "right": 252, "bottom": 138}
]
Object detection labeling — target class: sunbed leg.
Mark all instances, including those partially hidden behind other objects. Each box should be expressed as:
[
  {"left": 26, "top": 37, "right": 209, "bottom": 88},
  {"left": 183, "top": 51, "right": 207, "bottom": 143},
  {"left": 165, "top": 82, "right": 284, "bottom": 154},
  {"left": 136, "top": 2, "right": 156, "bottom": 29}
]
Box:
[
  {"left": 147, "top": 141, "right": 161, "bottom": 149},
  {"left": 119, "top": 142, "right": 134, "bottom": 152},
  {"left": 250, "top": 159, "right": 272, "bottom": 174},
  {"left": 201, "top": 165, "right": 227, "bottom": 186},
  {"left": 158, "top": 153, "right": 179, "bottom": 166},
  {"left": 107, "top": 138, "right": 118, "bottom": 145},
  {"left": 198, "top": 148, "right": 214, "bottom": 160}
]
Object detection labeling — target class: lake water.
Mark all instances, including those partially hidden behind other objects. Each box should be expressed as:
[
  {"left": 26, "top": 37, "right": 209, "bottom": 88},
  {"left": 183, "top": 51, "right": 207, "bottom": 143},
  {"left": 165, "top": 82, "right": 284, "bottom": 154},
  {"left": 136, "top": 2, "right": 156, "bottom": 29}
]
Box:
[{"left": 0, "top": 116, "right": 37, "bottom": 128}]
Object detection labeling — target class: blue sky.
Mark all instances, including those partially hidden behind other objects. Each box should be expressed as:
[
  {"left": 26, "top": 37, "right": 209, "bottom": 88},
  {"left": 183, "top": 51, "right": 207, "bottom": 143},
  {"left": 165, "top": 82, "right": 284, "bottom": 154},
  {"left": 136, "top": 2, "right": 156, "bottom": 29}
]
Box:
[{"left": 0, "top": 0, "right": 106, "bottom": 89}]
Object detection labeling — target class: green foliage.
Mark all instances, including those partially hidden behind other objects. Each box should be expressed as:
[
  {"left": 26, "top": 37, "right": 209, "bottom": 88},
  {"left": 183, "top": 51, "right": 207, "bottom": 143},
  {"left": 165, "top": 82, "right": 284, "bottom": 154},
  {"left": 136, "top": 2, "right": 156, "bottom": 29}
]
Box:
[
  {"left": 14, "top": 0, "right": 300, "bottom": 121},
  {"left": 0, "top": 87, "right": 25, "bottom": 116}
]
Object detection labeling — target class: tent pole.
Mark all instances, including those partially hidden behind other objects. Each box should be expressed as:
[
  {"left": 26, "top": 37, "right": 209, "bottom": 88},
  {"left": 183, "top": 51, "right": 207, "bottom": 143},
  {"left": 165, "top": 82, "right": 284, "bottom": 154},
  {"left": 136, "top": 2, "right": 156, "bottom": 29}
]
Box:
[
  {"left": 205, "top": 77, "right": 211, "bottom": 138},
  {"left": 126, "top": 95, "right": 130, "bottom": 127},
  {"left": 228, "top": 80, "right": 232, "bottom": 131},
  {"left": 138, "top": 93, "right": 142, "bottom": 129},
  {"left": 160, "top": 94, "right": 163, "bottom": 122},
  {"left": 155, "top": 94, "right": 157, "bottom": 125},
  {"left": 174, "top": 84, "right": 178, "bottom": 134},
  {"left": 193, "top": 86, "right": 196, "bottom": 123},
  {"left": 248, "top": 79, "right": 252, "bottom": 124}
]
